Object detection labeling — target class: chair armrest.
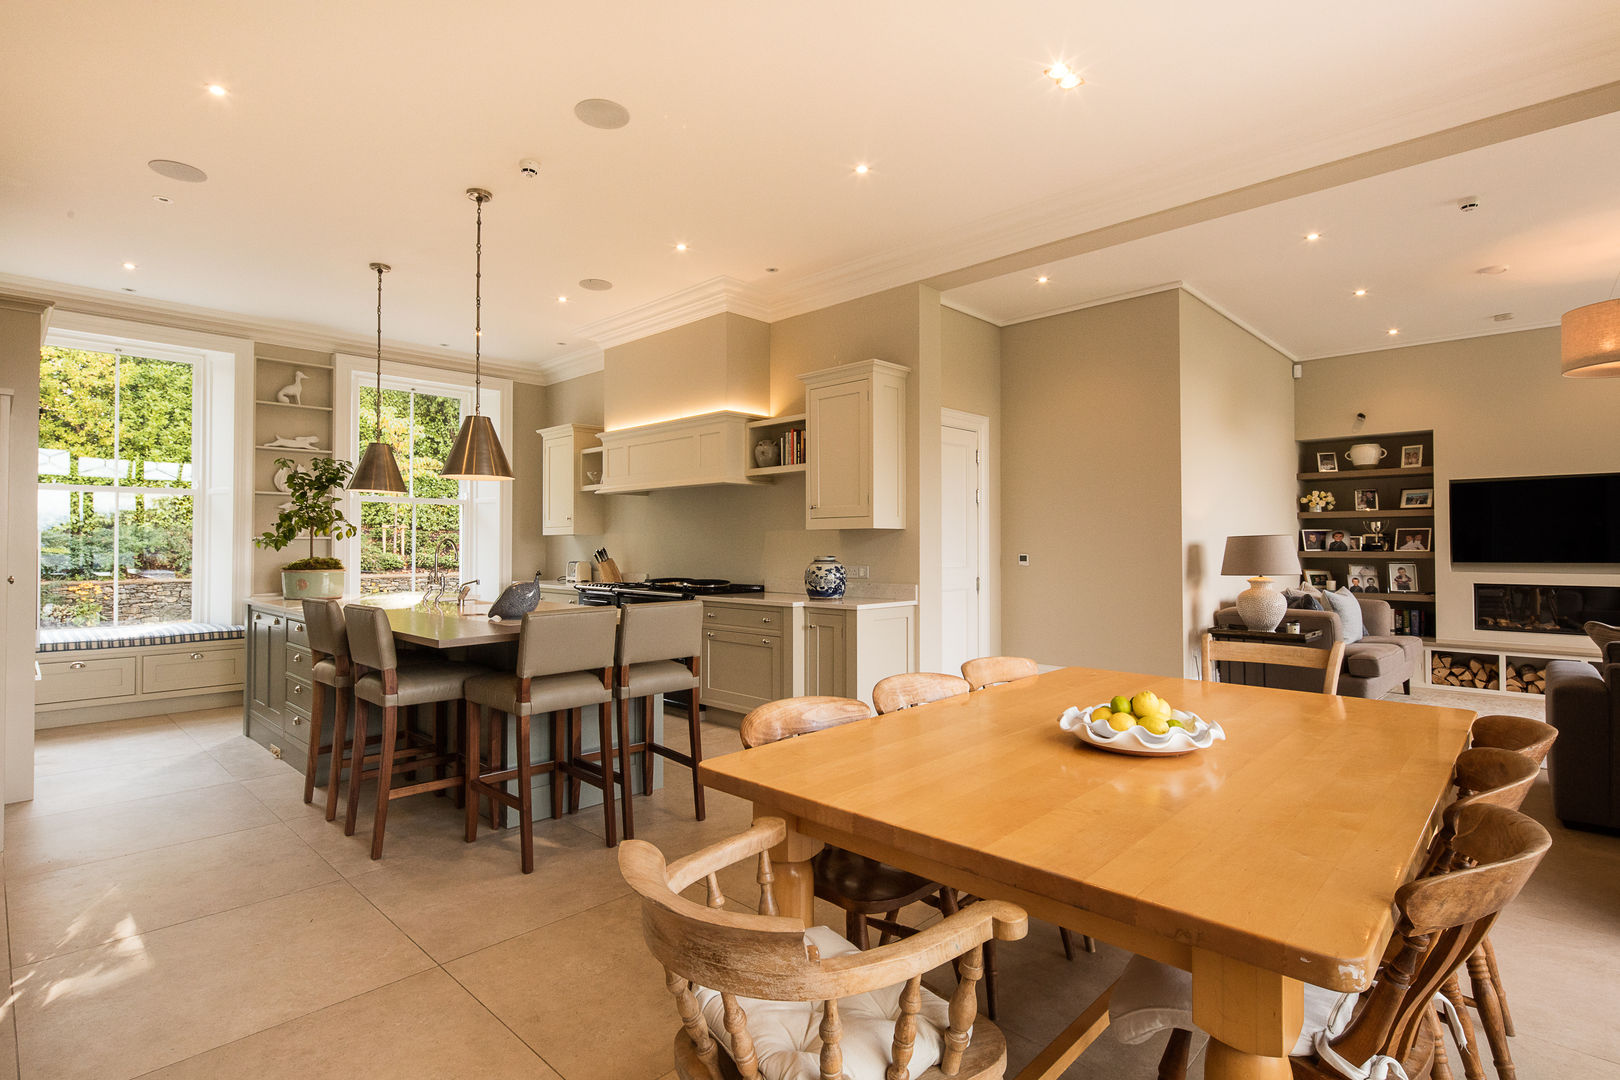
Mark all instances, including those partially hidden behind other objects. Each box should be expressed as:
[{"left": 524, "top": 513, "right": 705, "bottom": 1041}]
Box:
[
  {"left": 660, "top": 817, "right": 786, "bottom": 893},
  {"left": 812, "top": 900, "right": 1029, "bottom": 998},
  {"left": 1357, "top": 598, "right": 1394, "bottom": 637}
]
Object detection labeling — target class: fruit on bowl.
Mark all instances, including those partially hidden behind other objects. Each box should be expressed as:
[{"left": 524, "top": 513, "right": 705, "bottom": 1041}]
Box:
[
  {"left": 1091, "top": 690, "right": 1187, "bottom": 737},
  {"left": 1057, "top": 692, "right": 1226, "bottom": 756}
]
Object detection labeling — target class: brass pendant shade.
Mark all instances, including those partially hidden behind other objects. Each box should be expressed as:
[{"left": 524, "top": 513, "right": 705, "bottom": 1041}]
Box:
[
  {"left": 441, "top": 187, "right": 514, "bottom": 480},
  {"left": 349, "top": 262, "right": 410, "bottom": 493},
  {"left": 1561, "top": 297, "right": 1620, "bottom": 378}
]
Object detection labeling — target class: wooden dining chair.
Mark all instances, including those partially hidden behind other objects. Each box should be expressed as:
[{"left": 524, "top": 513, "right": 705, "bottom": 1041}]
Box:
[
  {"left": 1098, "top": 802, "right": 1550, "bottom": 1080},
  {"left": 463, "top": 606, "right": 617, "bottom": 872},
  {"left": 619, "top": 816, "right": 1028, "bottom": 1080},
  {"left": 615, "top": 599, "right": 704, "bottom": 840},
  {"left": 872, "top": 672, "right": 970, "bottom": 714},
  {"left": 1471, "top": 713, "right": 1558, "bottom": 765},
  {"left": 960, "top": 656, "right": 1038, "bottom": 692},
  {"left": 300, "top": 599, "right": 354, "bottom": 819},
  {"left": 1200, "top": 632, "right": 1347, "bottom": 694}
]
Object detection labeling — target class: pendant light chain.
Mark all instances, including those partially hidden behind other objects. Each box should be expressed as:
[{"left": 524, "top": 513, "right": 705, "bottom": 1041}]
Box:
[
  {"left": 374, "top": 263, "right": 386, "bottom": 433},
  {"left": 473, "top": 192, "right": 484, "bottom": 416}
]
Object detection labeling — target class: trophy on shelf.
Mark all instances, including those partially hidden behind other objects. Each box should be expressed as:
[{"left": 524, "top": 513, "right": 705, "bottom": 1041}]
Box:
[{"left": 1362, "top": 520, "right": 1388, "bottom": 552}]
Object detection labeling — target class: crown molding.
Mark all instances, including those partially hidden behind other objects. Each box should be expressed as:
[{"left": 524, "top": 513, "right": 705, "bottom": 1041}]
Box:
[
  {"left": 573, "top": 276, "right": 772, "bottom": 350},
  {"left": 537, "top": 344, "right": 604, "bottom": 384},
  {"left": 0, "top": 272, "right": 547, "bottom": 384}
]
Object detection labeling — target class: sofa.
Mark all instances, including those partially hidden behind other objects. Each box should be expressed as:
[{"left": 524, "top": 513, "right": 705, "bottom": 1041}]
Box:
[
  {"left": 1544, "top": 623, "right": 1620, "bottom": 831},
  {"left": 1212, "top": 596, "right": 1421, "bottom": 698}
]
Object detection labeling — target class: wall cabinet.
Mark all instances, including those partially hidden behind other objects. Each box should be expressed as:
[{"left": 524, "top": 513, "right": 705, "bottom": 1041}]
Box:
[
  {"left": 595, "top": 411, "right": 761, "bottom": 494},
  {"left": 538, "top": 424, "right": 605, "bottom": 535},
  {"left": 800, "top": 360, "right": 908, "bottom": 530}
]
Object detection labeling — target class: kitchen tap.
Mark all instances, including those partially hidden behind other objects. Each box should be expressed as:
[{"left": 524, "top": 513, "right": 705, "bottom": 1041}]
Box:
[
  {"left": 417, "top": 536, "right": 462, "bottom": 611},
  {"left": 455, "top": 580, "right": 479, "bottom": 614}
]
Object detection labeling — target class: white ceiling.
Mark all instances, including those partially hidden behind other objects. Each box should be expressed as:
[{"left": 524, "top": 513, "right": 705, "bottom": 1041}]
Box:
[
  {"left": 943, "top": 110, "right": 1620, "bottom": 358},
  {"left": 2, "top": 1, "right": 1619, "bottom": 372}
]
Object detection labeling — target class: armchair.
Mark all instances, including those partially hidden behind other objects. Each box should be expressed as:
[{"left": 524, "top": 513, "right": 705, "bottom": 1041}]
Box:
[
  {"left": 1545, "top": 649, "right": 1620, "bottom": 831},
  {"left": 1212, "top": 595, "right": 1421, "bottom": 698}
]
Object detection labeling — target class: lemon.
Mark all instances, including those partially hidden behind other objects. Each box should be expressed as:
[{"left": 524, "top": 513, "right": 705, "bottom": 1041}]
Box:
[
  {"left": 1131, "top": 691, "right": 1159, "bottom": 718},
  {"left": 1141, "top": 715, "right": 1170, "bottom": 736},
  {"left": 1108, "top": 712, "right": 1134, "bottom": 732},
  {"left": 1092, "top": 708, "right": 1112, "bottom": 723},
  {"left": 1110, "top": 695, "right": 1133, "bottom": 715}
]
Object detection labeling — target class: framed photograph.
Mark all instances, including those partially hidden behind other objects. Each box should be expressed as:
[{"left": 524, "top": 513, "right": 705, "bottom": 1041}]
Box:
[
  {"left": 1326, "top": 529, "right": 1351, "bottom": 551},
  {"left": 1401, "top": 444, "right": 1424, "bottom": 468},
  {"left": 1346, "top": 535, "right": 1362, "bottom": 551},
  {"left": 1400, "top": 487, "right": 1433, "bottom": 508},
  {"left": 1304, "top": 570, "right": 1332, "bottom": 588},
  {"left": 1395, "top": 527, "right": 1431, "bottom": 552},
  {"left": 1353, "top": 488, "right": 1380, "bottom": 511},
  {"left": 1388, "top": 562, "right": 1420, "bottom": 593},
  {"left": 1300, "top": 529, "right": 1329, "bottom": 552},
  {"left": 1347, "top": 563, "right": 1381, "bottom": 593},
  {"left": 1316, "top": 451, "right": 1339, "bottom": 473}
]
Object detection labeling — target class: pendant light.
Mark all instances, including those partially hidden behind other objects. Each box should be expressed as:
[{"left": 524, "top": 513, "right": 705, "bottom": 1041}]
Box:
[
  {"left": 442, "top": 187, "right": 514, "bottom": 480},
  {"left": 349, "top": 262, "right": 409, "bottom": 493},
  {"left": 1561, "top": 297, "right": 1620, "bottom": 377}
]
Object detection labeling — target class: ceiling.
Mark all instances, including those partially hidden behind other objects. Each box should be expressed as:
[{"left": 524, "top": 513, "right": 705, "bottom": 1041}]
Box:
[{"left": 2, "top": 1, "right": 1619, "bottom": 373}]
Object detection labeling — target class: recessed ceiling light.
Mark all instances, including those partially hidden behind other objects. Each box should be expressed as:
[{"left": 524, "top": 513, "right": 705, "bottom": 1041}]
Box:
[
  {"left": 148, "top": 159, "right": 207, "bottom": 183},
  {"left": 765, "top": 267, "right": 778, "bottom": 273},
  {"left": 122, "top": 287, "right": 136, "bottom": 293},
  {"left": 854, "top": 163, "right": 869, "bottom": 175},
  {"left": 1492, "top": 312, "right": 1516, "bottom": 322},
  {"left": 1305, "top": 232, "right": 1321, "bottom": 241},
  {"left": 1353, "top": 288, "right": 1367, "bottom": 297},
  {"left": 674, "top": 242, "right": 688, "bottom": 252},
  {"left": 579, "top": 278, "right": 613, "bottom": 291},
  {"left": 557, "top": 295, "right": 568, "bottom": 303},
  {"left": 556, "top": 341, "right": 567, "bottom": 346},
  {"left": 1387, "top": 328, "right": 1399, "bottom": 336},
  {"left": 1036, "top": 275, "right": 1049, "bottom": 284},
  {"left": 152, "top": 194, "right": 172, "bottom": 204},
  {"left": 440, "top": 343, "right": 449, "bottom": 348},
  {"left": 122, "top": 261, "right": 137, "bottom": 270},
  {"left": 206, "top": 83, "right": 227, "bottom": 97},
  {"left": 574, "top": 98, "right": 630, "bottom": 130},
  {"left": 1044, "top": 61, "right": 1083, "bottom": 89},
  {"left": 1476, "top": 265, "right": 1509, "bottom": 275}
]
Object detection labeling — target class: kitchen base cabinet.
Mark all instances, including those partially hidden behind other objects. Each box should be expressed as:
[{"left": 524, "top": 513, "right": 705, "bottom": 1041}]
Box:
[
  {"left": 802, "top": 611, "right": 847, "bottom": 697},
  {"left": 702, "top": 628, "right": 786, "bottom": 714}
]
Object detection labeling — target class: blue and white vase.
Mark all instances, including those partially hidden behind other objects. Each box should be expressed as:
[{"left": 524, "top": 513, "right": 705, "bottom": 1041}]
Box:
[{"left": 804, "top": 555, "right": 846, "bottom": 599}]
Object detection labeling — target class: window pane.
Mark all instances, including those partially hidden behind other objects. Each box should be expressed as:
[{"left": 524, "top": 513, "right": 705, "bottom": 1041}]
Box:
[
  {"left": 39, "top": 347, "right": 116, "bottom": 485},
  {"left": 39, "top": 488, "right": 116, "bottom": 627},
  {"left": 415, "top": 503, "right": 461, "bottom": 585},
  {"left": 358, "top": 386, "right": 411, "bottom": 454},
  {"left": 117, "top": 492, "right": 194, "bottom": 624},
  {"left": 358, "top": 501, "right": 413, "bottom": 594},
  {"left": 118, "top": 354, "right": 193, "bottom": 488},
  {"left": 411, "top": 391, "right": 462, "bottom": 499}
]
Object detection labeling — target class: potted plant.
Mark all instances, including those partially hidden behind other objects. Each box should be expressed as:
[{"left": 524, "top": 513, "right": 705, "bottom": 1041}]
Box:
[{"left": 254, "top": 457, "right": 358, "bottom": 599}]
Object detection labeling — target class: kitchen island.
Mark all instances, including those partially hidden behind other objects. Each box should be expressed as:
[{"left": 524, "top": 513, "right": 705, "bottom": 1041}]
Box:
[{"left": 242, "top": 595, "right": 663, "bottom": 816}]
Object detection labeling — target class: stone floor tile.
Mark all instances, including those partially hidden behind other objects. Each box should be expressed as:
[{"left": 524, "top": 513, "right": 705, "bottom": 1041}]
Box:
[
  {"left": 10, "top": 749, "right": 237, "bottom": 822},
  {"left": 32, "top": 717, "right": 198, "bottom": 779}
]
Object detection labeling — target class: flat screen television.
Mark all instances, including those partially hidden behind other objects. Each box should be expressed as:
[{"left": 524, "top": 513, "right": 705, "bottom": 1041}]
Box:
[{"left": 1451, "top": 473, "right": 1620, "bottom": 564}]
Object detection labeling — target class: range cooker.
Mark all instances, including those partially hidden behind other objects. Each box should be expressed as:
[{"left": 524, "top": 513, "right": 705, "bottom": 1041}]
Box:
[{"left": 575, "top": 577, "right": 765, "bottom": 606}]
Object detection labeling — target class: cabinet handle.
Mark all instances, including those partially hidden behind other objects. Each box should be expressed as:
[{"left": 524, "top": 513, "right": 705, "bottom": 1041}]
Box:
[
  {"left": 761, "top": 616, "right": 771, "bottom": 623},
  {"left": 707, "top": 632, "right": 714, "bottom": 638},
  {"left": 69, "top": 661, "right": 86, "bottom": 670},
  {"left": 272, "top": 618, "right": 282, "bottom": 626},
  {"left": 706, "top": 611, "right": 716, "bottom": 618},
  {"left": 191, "top": 652, "right": 205, "bottom": 660},
  {"left": 291, "top": 652, "right": 304, "bottom": 662},
  {"left": 291, "top": 715, "right": 305, "bottom": 726},
  {"left": 810, "top": 504, "right": 818, "bottom": 510},
  {"left": 290, "top": 683, "right": 304, "bottom": 695},
  {"left": 761, "top": 638, "right": 771, "bottom": 645}
]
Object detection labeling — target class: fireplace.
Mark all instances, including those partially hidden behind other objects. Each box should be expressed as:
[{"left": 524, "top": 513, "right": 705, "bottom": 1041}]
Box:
[{"left": 1474, "top": 584, "right": 1620, "bottom": 635}]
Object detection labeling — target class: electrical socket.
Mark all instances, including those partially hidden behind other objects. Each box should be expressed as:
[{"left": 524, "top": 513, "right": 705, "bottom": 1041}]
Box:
[{"left": 1017, "top": 554, "right": 1030, "bottom": 566}]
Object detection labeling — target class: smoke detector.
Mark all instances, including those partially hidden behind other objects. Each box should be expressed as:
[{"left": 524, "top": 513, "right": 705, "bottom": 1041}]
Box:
[
  {"left": 518, "top": 158, "right": 541, "bottom": 179},
  {"left": 1457, "top": 196, "right": 1481, "bottom": 213}
]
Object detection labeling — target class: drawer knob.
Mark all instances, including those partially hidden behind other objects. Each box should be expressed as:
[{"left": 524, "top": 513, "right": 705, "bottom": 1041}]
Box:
[
  {"left": 761, "top": 638, "right": 770, "bottom": 645},
  {"left": 273, "top": 618, "right": 282, "bottom": 626},
  {"left": 191, "top": 652, "right": 205, "bottom": 660},
  {"left": 706, "top": 611, "right": 716, "bottom": 618},
  {"left": 291, "top": 652, "right": 304, "bottom": 662},
  {"left": 292, "top": 715, "right": 305, "bottom": 726},
  {"left": 69, "top": 661, "right": 86, "bottom": 670},
  {"left": 761, "top": 616, "right": 771, "bottom": 623},
  {"left": 707, "top": 632, "right": 714, "bottom": 638},
  {"left": 291, "top": 683, "right": 304, "bottom": 694}
]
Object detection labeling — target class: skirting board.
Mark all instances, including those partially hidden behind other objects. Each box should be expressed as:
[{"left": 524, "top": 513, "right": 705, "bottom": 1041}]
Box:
[{"left": 37, "top": 690, "right": 245, "bottom": 730}]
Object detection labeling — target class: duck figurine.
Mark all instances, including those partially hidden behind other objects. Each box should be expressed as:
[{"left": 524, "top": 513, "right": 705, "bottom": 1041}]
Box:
[{"left": 489, "top": 570, "right": 545, "bottom": 620}]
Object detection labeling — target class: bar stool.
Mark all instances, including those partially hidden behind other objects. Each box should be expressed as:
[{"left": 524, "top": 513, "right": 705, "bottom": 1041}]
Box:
[
  {"left": 300, "top": 599, "right": 355, "bottom": 820},
  {"left": 463, "top": 606, "right": 616, "bottom": 873},
  {"left": 614, "top": 599, "right": 704, "bottom": 840},
  {"left": 342, "top": 604, "right": 489, "bottom": 860}
]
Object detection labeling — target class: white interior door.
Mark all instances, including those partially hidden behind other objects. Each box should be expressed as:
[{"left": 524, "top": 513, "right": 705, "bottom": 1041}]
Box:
[{"left": 940, "top": 412, "right": 986, "bottom": 676}]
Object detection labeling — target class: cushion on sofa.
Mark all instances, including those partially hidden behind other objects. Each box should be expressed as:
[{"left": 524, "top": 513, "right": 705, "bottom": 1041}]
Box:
[
  {"left": 1321, "top": 589, "right": 1364, "bottom": 643},
  {"left": 1283, "top": 589, "right": 1323, "bottom": 611},
  {"left": 1344, "top": 642, "right": 1406, "bottom": 680}
]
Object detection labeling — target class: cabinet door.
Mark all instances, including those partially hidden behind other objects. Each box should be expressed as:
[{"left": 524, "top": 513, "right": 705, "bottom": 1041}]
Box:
[
  {"left": 803, "top": 614, "right": 847, "bottom": 698},
  {"left": 267, "top": 614, "right": 288, "bottom": 716},
  {"left": 701, "top": 629, "right": 782, "bottom": 713},
  {"left": 806, "top": 380, "right": 871, "bottom": 525},
  {"left": 542, "top": 433, "right": 574, "bottom": 534},
  {"left": 248, "top": 611, "right": 276, "bottom": 719}
]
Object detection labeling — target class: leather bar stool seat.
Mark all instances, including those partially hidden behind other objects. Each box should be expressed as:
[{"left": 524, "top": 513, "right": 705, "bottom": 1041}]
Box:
[
  {"left": 301, "top": 599, "right": 355, "bottom": 817},
  {"left": 465, "top": 606, "right": 618, "bottom": 871},
  {"left": 356, "top": 663, "right": 489, "bottom": 709},
  {"left": 311, "top": 657, "right": 353, "bottom": 689}
]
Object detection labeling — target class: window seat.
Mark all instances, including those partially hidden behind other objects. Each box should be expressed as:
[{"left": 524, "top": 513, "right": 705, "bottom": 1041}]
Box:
[{"left": 36, "top": 622, "right": 245, "bottom": 654}]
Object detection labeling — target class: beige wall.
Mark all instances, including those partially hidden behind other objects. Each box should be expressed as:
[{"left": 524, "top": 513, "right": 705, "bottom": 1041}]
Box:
[
  {"left": 1296, "top": 327, "right": 1620, "bottom": 650},
  {"left": 1177, "top": 292, "right": 1297, "bottom": 676},
  {"left": 1000, "top": 291, "right": 1187, "bottom": 675},
  {"left": 509, "top": 380, "right": 547, "bottom": 579},
  {"left": 940, "top": 304, "right": 1003, "bottom": 653},
  {"left": 603, "top": 313, "right": 769, "bottom": 430}
]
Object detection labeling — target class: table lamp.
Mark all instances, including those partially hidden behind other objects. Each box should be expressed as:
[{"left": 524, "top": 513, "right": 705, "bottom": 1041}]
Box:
[{"left": 1221, "top": 534, "right": 1302, "bottom": 632}]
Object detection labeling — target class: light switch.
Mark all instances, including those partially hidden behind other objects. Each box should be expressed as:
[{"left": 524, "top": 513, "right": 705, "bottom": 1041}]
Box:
[{"left": 1017, "top": 554, "right": 1030, "bottom": 566}]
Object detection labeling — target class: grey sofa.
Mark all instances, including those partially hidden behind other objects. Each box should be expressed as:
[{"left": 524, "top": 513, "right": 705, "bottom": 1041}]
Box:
[
  {"left": 1545, "top": 627, "right": 1620, "bottom": 831},
  {"left": 1212, "top": 596, "right": 1421, "bottom": 698}
]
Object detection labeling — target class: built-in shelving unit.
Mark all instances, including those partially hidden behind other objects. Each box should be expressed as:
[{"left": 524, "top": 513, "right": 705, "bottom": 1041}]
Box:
[
  {"left": 252, "top": 347, "right": 339, "bottom": 595},
  {"left": 745, "top": 413, "right": 807, "bottom": 478}
]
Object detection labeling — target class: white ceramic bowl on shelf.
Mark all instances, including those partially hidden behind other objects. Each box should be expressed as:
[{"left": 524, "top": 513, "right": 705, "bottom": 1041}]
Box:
[{"left": 1058, "top": 704, "right": 1226, "bottom": 757}]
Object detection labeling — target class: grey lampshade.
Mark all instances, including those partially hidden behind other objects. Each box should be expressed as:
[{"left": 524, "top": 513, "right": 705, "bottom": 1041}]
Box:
[
  {"left": 349, "top": 440, "right": 407, "bottom": 493},
  {"left": 1221, "top": 534, "right": 1301, "bottom": 577},
  {"left": 1562, "top": 298, "right": 1620, "bottom": 377},
  {"left": 441, "top": 414, "right": 514, "bottom": 480}
]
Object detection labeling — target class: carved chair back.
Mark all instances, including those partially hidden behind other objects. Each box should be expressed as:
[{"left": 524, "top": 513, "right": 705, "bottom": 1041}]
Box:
[
  {"left": 1200, "top": 633, "right": 1347, "bottom": 694},
  {"left": 873, "top": 673, "right": 971, "bottom": 714},
  {"left": 738, "top": 696, "right": 872, "bottom": 749},
  {"left": 1470, "top": 714, "right": 1558, "bottom": 766},
  {"left": 959, "top": 656, "right": 1038, "bottom": 692}
]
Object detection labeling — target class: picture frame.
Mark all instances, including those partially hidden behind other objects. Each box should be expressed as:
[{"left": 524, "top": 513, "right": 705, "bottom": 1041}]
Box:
[
  {"left": 1388, "top": 561, "right": 1420, "bottom": 593},
  {"left": 1400, "top": 487, "right": 1433, "bottom": 508},
  {"left": 1300, "top": 529, "right": 1329, "bottom": 552},
  {"left": 1394, "top": 527, "right": 1431, "bottom": 552},
  {"left": 1346, "top": 535, "right": 1362, "bottom": 551},
  {"left": 1353, "top": 488, "right": 1380, "bottom": 512},
  {"left": 1347, "top": 563, "right": 1381, "bottom": 593},
  {"left": 1304, "top": 570, "right": 1332, "bottom": 588},
  {"left": 1360, "top": 532, "right": 1388, "bottom": 551},
  {"left": 1326, "top": 529, "right": 1352, "bottom": 551},
  {"left": 1316, "top": 451, "right": 1338, "bottom": 473},
  {"left": 1401, "top": 444, "right": 1424, "bottom": 468}
]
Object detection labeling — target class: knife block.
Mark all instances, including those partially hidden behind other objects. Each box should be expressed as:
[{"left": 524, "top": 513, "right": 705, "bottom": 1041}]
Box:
[{"left": 595, "top": 558, "right": 622, "bottom": 582}]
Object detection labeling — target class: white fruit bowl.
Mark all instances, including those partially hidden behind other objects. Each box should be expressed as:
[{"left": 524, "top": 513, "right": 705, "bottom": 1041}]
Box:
[{"left": 1058, "top": 704, "right": 1226, "bottom": 757}]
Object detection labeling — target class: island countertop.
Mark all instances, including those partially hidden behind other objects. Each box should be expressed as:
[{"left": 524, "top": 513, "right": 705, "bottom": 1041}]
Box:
[{"left": 244, "top": 594, "right": 586, "bottom": 647}]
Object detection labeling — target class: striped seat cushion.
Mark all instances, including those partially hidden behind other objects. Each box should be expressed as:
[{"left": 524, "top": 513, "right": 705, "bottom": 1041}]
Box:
[{"left": 36, "top": 622, "right": 245, "bottom": 653}]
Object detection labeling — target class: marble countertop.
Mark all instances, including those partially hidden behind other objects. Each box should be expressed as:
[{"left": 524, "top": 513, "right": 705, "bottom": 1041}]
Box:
[{"left": 702, "top": 591, "right": 917, "bottom": 611}]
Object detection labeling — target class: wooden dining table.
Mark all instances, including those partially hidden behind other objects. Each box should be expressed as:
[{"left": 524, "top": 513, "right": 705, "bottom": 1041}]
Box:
[{"left": 697, "top": 666, "right": 1476, "bottom": 1080}]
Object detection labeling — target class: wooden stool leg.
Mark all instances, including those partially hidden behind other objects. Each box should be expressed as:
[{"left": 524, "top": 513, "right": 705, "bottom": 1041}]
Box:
[
  {"left": 344, "top": 698, "right": 369, "bottom": 836},
  {"left": 489, "top": 710, "right": 505, "bottom": 830},
  {"left": 549, "top": 711, "right": 565, "bottom": 820},
  {"left": 1158, "top": 1028, "right": 1193, "bottom": 1080},
  {"left": 640, "top": 695, "right": 655, "bottom": 796},
  {"left": 1481, "top": 936, "right": 1514, "bottom": 1036},
  {"left": 517, "top": 711, "right": 534, "bottom": 874},
  {"left": 688, "top": 685, "right": 706, "bottom": 820},
  {"left": 617, "top": 693, "right": 636, "bottom": 841},
  {"left": 370, "top": 704, "right": 399, "bottom": 860},
  {"left": 983, "top": 938, "right": 998, "bottom": 1021},
  {"left": 597, "top": 704, "right": 618, "bottom": 846},
  {"left": 433, "top": 700, "right": 448, "bottom": 797},
  {"left": 1082, "top": 935, "right": 1097, "bottom": 953},
  {"left": 465, "top": 701, "right": 482, "bottom": 843},
  {"left": 453, "top": 698, "right": 466, "bottom": 811},
  {"left": 303, "top": 677, "right": 325, "bottom": 804},
  {"left": 568, "top": 708, "right": 583, "bottom": 813},
  {"left": 1441, "top": 973, "right": 1486, "bottom": 1080},
  {"left": 1467, "top": 949, "right": 1516, "bottom": 1080},
  {"left": 324, "top": 684, "right": 349, "bottom": 822}
]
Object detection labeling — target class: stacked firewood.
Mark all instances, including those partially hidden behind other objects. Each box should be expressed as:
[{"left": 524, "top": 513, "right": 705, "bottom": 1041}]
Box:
[
  {"left": 1430, "top": 654, "right": 1500, "bottom": 691},
  {"left": 1503, "top": 661, "right": 1548, "bottom": 695}
]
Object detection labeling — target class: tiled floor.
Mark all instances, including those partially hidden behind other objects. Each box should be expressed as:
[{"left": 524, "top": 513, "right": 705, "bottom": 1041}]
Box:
[{"left": 2, "top": 703, "right": 1614, "bottom": 1079}]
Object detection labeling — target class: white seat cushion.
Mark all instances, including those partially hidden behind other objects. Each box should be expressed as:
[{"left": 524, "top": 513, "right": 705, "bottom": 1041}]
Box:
[
  {"left": 693, "top": 925, "right": 957, "bottom": 1080},
  {"left": 1109, "top": 955, "right": 1355, "bottom": 1058}
]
